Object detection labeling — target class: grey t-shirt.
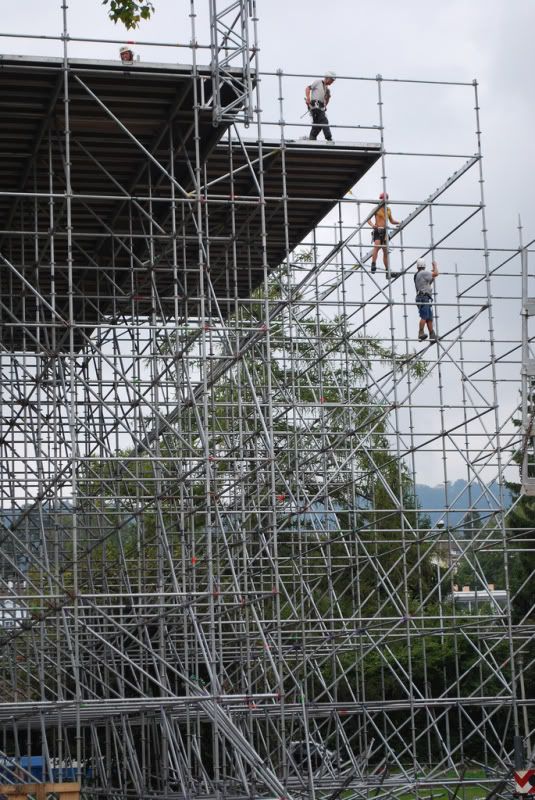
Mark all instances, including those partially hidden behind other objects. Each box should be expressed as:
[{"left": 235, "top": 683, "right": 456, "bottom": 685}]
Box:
[
  {"left": 414, "top": 269, "right": 434, "bottom": 296},
  {"left": 309, "top": 79, "right": 329, "bottom": 104}
]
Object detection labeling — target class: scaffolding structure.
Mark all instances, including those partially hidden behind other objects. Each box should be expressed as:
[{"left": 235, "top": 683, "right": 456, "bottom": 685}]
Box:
[{"left": 0, "top": 3, "right": 533, "bottom": 800}]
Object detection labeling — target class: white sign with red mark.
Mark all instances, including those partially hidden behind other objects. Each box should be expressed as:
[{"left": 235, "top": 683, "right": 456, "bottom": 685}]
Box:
[{"left": 515, "top": 771, "right": 535, "bottom": 795}]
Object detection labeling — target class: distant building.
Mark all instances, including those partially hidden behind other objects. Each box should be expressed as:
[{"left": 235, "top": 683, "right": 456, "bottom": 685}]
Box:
[
  {"left": 0, "top": 581, "right": 29, "bottom": 629},
  {"left": 430, "top": 542, "right": 465, "bottom": 570},
  {"left": 452, "top": 583, "right": 508, "bottom": 612}
]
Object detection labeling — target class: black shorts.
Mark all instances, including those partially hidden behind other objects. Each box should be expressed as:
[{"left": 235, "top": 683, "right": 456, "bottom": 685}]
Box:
[{"left": 372, "top": 226, "right": 386, "bottom": 245}]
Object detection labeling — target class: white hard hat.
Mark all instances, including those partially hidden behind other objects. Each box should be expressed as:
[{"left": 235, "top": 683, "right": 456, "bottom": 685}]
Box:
[
  {"left": 120, "top": 45, "right": 133, "bottom": 54},
  {"left": 324, "top": 71, "right": 337, "bottom": 80},
  {"left": 416, "top": 258, "right": 426, "bottom": 270}
]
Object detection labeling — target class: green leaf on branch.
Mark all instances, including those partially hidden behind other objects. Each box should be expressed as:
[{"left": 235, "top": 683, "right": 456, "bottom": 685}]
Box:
[{"left": 102, "top": 0, "right": 155, "bottom": 29}]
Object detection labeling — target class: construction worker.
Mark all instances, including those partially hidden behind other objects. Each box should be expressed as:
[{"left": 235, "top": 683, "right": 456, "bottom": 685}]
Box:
[
  {"left": 305, "top": 72, "right": 336, "bottom": 142},
  {"left": 414, "top": 258, "right": 439, "bottom": 341},
  {"left": 119, "top": 45, "right": 135, "bottom": 63},
  {"left": 368, "top": 192, "right": 399, "bottom": 275}
]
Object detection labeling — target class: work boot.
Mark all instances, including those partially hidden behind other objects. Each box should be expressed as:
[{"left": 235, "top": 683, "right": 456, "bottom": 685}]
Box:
[
  {"left": 418, "top": 333, "right": 428, "bottom": 341},
  {"left": 429, "top": 330, "right": 437, "bottom": 341},
  {"left": 386, "top": 271, "right": 400, "bottom": 279},
  {"left": 371, "top": 262, "right": 377, "bottom": 273}
]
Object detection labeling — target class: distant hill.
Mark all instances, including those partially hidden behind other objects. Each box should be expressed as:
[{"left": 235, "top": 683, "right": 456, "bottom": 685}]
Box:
[{"left": 415, "top": 479, "right": 512, "bottom": 530}]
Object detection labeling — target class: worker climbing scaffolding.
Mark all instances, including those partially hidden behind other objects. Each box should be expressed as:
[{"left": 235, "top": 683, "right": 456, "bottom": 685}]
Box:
[
  {"left": 368, "top": 192, "right": 399, "bottom": 277},
  {"left": 414, "top": 258, "right": 439, "bottom": 341}
]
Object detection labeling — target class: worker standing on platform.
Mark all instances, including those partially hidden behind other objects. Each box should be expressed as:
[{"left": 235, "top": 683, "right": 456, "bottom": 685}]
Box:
[
  {"left": 368, "top": 192, "right": 399, "bottom": 276},
  {"left": 414, "top": 258, "right": 439, "bottom": 341},
  {"left": 119, "top": 45, "right": 135, "bottom": 63},
  {"left": 305, "top": 72, "right": 336, "bottom": 142}
]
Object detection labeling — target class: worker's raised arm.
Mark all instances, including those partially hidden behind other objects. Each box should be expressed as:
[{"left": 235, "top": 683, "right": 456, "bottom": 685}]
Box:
[
  {"left": 431, "top": 261, "right": 439, "bottom": 278},
  {"left": 388, "top": 208, "right": 399, "bottom": 225},
  {"left": 305, "top": 86, "right": 311, "bottom": 106}
]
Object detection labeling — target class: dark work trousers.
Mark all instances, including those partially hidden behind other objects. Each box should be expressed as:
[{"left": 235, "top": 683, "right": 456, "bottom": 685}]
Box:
[{"left": 309, "top": 106, "right": 332, "bottom": 141}]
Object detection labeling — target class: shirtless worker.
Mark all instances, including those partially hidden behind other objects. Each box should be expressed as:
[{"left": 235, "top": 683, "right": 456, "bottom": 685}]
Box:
[{"left": 368, "top": 192, "right": 399, "bottom": 276}]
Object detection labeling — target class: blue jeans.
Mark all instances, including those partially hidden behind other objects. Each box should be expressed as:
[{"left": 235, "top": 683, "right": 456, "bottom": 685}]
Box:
[{"left": 416, "top": 293, "right": 433, "bottom": 321}]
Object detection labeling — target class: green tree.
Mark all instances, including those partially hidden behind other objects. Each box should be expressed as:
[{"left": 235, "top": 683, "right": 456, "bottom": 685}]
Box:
[
  {"left": 103, "top": 0, "right": 154, "bottom": 29},
  {"left": 462, "top": 508, "right": 482, "bottom": 539},
  {"left": 504, "top": 478, "right": 535, "bottom": 624}
]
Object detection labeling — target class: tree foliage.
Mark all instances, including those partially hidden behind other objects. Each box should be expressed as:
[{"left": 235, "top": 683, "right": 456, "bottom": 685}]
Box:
[{"left": 103, "top": 0, "right": 154, "bottom": 29}]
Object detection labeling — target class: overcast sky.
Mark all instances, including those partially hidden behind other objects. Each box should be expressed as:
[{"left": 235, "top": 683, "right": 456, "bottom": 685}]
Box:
[
  {"left": 3, "top": 1, "right": 533, "bottom": 240},
  {"left": 2, "top": 1, "right": 534, "bottom": 487}
]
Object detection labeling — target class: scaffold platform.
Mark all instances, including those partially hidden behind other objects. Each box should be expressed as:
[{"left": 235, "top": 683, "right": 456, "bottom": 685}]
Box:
[
  {"left": 0, "top": 57, "right": 379, "bottom": 351},
  {"left": 0, "top": 4, "right": 532, "bottom": 799}
]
